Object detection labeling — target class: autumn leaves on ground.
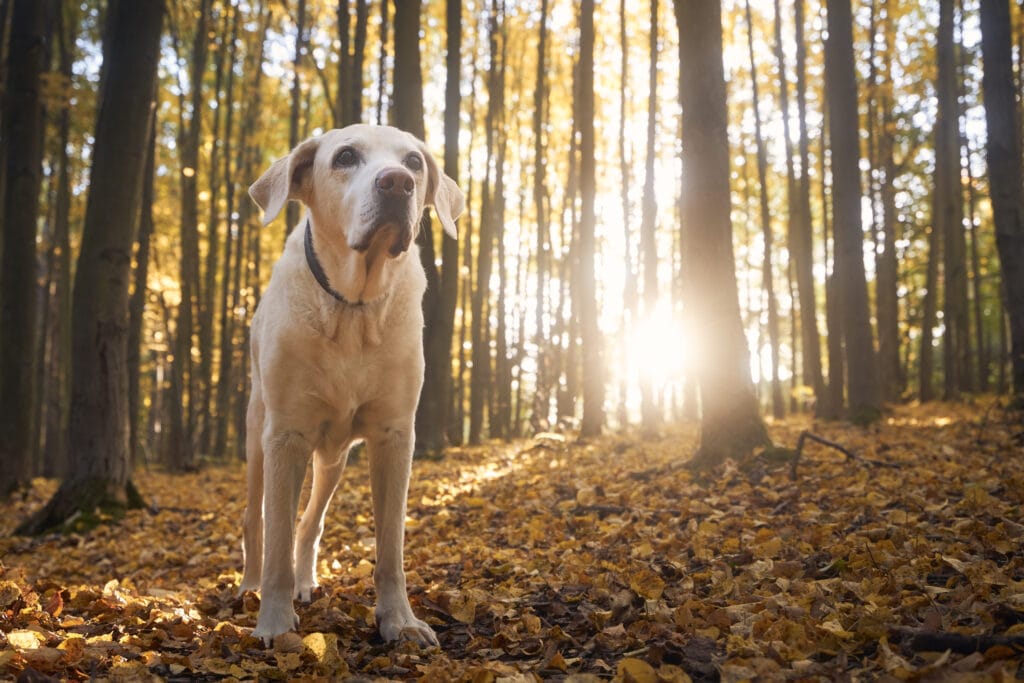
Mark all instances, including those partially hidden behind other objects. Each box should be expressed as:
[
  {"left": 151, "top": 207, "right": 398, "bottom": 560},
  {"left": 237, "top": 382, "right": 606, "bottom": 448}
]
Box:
[{"left": 2, "top": 401, "right": 1024, "bottom": 681}]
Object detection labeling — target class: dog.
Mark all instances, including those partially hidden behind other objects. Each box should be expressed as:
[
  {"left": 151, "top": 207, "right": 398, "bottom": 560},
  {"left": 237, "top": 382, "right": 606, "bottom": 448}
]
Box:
[{"left": 240, "top": 124, "right": 464, "bottom": 646}]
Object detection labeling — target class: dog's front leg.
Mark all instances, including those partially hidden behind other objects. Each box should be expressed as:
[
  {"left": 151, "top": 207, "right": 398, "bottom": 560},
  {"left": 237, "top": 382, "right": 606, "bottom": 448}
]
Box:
[
  {"left": 367, "top": 425, "right": 438, "bottom": 647},
  {"left": 253, "top": 429, "right": 312, "bottom": 645}
]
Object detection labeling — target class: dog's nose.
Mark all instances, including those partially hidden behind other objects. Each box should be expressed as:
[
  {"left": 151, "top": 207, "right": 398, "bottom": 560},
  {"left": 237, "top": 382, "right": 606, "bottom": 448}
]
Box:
[{"left": 375, "top": 168, "right": 415, "bottom": 198}]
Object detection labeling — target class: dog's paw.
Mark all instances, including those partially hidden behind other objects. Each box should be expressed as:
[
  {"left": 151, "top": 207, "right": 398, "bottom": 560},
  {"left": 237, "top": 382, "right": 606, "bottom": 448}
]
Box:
[
  {"left": 376, "top": 607, "right": 439, "bottom": 647},
  {"left": 294, "top": 579, "right": 318, "bottom": 603},
  {"left": 252, "top": 604, "right": 300, "bottom": 646}
]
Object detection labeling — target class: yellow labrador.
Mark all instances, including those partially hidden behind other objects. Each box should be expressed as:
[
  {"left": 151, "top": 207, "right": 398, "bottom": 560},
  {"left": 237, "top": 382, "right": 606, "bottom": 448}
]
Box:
[{"left": 241, "top": 124, "right": 463, "bottom": 646}]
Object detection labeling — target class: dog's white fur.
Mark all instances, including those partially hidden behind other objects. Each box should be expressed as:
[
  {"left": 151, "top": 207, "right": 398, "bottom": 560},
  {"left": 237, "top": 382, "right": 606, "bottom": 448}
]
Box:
[{"left": 240, "top": 124, "right": 463, "bottom": 646}]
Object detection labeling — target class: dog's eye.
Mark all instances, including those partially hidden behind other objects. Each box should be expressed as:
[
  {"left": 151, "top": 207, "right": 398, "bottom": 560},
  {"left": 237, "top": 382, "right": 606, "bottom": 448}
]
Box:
[
  {"left": 333, "top": 147, "right": 360, "bottom": 169},
  {"left": 404, "top": 153, "right": 424, "bottom": 172}
]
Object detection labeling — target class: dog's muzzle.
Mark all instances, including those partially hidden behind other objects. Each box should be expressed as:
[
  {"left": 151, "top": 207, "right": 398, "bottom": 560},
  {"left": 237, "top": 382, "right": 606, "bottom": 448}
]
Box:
[{"left": 352, "top": 167, "right": 416, "bottom": 256}]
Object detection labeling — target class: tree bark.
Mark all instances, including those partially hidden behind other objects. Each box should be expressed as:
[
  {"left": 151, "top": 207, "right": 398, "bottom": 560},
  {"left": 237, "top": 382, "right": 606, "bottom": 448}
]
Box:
[
  {"left": 0, "top": 0, "right": 47, "bottom": 497},
  {"left": 286, "top": 0, "right": 308, "bottom": 235},
  {"left": 673, "top": 0, "right": 768, "bottom": 466},
  {"left": 824, "top": 0, "right": 881, "bottom": 421},
  {"left": 531, "top": 0, "right": 551, "bottom": 434},
  {"left": 128, "top": 116, "right": 156, "bottom": 466},
  {"left": 936, "top": 0, "right": 970, "bottom": 399},
  {"left": 469, "top": 1, "right": 502, "bottom": 444},
  {"left": 979, "top": 0, "right": 1024, "bottom": 396},
  {"left": 792, "top": 0, "right": 825, "bottom": 409},
  {"left": 577, "top": 0, "right": 603, "bottom": 438},
  {"left": 875, "top": 5, "right": 902, "bottom": 402},
  {"left": 639, "top": 0, "right": 661, "bottom": 433},
  {"left": 745, "top": 0, "right": 784, "bottom": 420},
  {"left": 17, "top": 0, "right": 163, "bottom": 534}
]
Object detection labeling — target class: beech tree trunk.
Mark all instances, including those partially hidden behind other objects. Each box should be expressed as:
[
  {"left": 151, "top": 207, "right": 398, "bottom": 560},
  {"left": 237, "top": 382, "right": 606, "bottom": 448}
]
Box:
[
  {"left": 639, "top": 0, "right": 660, "bottom": 434},
  {"left": 824, "top": 0, "right": 881, "bottom": 421},
  {"left": 792, "top": 0, "right": 825, "bottom": 409},
  {"left": 979, "top": 0, "right": 1024, "bottom": 395},
  {"left": 745, "top": 0, "right": 784, "bottom": 419},
  {"left": 936, "top": 0, "right": 970, "bottom": 399},
  {"left": 0, "top": 0, "right": 47, "bottom": 497},
  {"left": 18, "top": 0, "right": 163, "bottom": 534},
  {"left": 673, "top": 0, "right": 768, "bottom": 466},
  {"left": 577, "top": 0, "right": 604, "bottom": 438}
]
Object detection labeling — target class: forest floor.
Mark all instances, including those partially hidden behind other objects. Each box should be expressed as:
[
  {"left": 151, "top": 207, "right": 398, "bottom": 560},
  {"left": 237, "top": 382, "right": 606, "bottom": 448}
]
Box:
[{"left": 1, "top": 400, "right": 1024, "bottom": 681}]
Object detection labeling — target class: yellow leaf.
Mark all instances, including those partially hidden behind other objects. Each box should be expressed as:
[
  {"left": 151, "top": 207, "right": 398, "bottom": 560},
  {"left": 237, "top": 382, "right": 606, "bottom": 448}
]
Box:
[
  {"left": 8, "top": 629, "right": 46, "bottom": 649},
  {"left": 630, "top": 567, "right": 666, "bottom": 600},
  {"left": 449, "top": 590, "right": 478, "bottom": 624},
  {"left": 617, "top": 657, "right": 658, "bottom": 683},
  {"left": 818, "top": 619, "right": 854, "bottom": 639}
]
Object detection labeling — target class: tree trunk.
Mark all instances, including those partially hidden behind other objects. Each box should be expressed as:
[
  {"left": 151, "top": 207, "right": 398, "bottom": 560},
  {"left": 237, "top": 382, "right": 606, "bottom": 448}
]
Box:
[
  {"left": 531, "top": 0, "right": 551, "bottom": 434},
  {"left": 639, "top": 0, "right": 661, "bottom": 434},
  {"left": 745, "top": 0, "right": 784, "bottom": 420},
  {"left": 469, "top": 1, "right": 502, "bottom": 444},
  {"left": 824, "top": 0, "right": 881, "bottom": 421},
  {"left": 979, "top": 0, "right": 1024, "bottom": 396},
  {"left": 577, "top": 0, "right": 604, "bottom": 438},
  {"left": 875, "top": 3, "right": 902, "bottom": 402},
  {"left": 376, "top": 0, "right": 389, "bottom": 124},
  {"left": 673, "top": 0, "right": 768, "bottom": 466},
  {"left": 170, "top": 0, "right": 211, "bottom": 470},
  {"left": 41, "top": 0, "right": 74, "bottom": 478},
  {"left": 286, "top": 0, "right": 308, "bottom": 235},
  {"left": 197, "top": 4, "right": 233, "bottom": 457},
  {"left": 0, "top": 0, "right": 47, "bottom": 497},
  {"left": 128, "top": 116, "right": 156, "bottom": 465},
  {"left": 18, "top": 0, "right": 162, "bottom": 534},
  {"left": 335, "top": 0, "right": 351, "bottom": 127},
  {"left": 792, "top": 0, "right": 825, "bottom": 408},
  {"left": 391, "top": 0, "right": 449, "bottom": 453},
  {"left": 442, "top": 0, "right": 461, "bottom": 441},
  {"left": 936, "top": 0, "right": 970, "bottom": 399}
]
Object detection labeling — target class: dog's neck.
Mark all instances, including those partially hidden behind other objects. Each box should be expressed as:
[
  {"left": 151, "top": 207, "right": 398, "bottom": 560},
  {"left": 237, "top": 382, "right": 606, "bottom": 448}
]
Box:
[{"left": 303, "top": 217, "right": 405, "bottom": 306}]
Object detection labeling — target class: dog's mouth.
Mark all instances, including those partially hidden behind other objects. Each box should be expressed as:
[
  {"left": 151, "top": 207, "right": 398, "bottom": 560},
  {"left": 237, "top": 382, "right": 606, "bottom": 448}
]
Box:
[{"left": 351, "top": 220, "right": 414, "bottom": 257}]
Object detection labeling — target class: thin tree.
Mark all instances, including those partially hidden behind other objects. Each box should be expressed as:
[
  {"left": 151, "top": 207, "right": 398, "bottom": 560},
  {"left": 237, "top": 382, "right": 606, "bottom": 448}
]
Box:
[
  {"left": 639, "top": 0, "right": 661, "bottom": 433},
  {"left": 469, "top": 1, "right": 502, "bottom": 443},
  {"left": 936, "top": 0, "right": 970, "bottom": 399},
  {"left": 530, "top": 0, "right": 551, "bottom": 433},
  {"left": 392, "top": 0, "right": 454, "bottom": 453},
  {"left": 18, "top": 0, "right": 164, "bottom": 534},
  {"left": 673, "top": 0, "right": 768, "bottom": 465},
  {"left": 823, "top": 0, "right": 881, "bottom": 420},
  {"left": 0, "top": 0, "right": 47, "bottom": 497},
  {"left": 577, "top": 0, "right": 604, "bottom": 438},
  {"left": 979, "top": 0, "right": 1024, "bottom": 396},
  {"left": 792, "top": 0, "right": 825, "bottom": 408},
  {"left": 128, "top": 116, "right": 157, "bottom": 464},
  {"left": 41, "top": 0, "right": 76, "bottom": 478},
  {"left": 875, "top": 3, "right": 902, "bottom": 401},
  {"left": 744, "top": 0, "right": 784, "bottom": 419},
  {"left": 286, "top": 0, "right": 308, "bottom": 235}
]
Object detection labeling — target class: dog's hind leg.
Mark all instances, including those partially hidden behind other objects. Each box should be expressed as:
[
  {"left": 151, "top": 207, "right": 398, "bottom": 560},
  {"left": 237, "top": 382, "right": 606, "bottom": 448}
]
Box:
[
  {"left": 253, "top": 426, "right": 313, "bottom": 644},
  {"left": 239, "top": 379, "right": 266, "bottom": 595},
  {"left": 294, "top": 442, "right": 350, "bottom": 601}
]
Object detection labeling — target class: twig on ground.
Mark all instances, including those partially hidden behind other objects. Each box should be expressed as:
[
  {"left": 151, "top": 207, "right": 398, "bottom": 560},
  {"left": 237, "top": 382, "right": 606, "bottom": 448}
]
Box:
[
  {"left": 790, "top": 431, "right": 900, "bottom": 481},
  {"left": 892, "top": 626, "right": 1024, "bottom": 655}
]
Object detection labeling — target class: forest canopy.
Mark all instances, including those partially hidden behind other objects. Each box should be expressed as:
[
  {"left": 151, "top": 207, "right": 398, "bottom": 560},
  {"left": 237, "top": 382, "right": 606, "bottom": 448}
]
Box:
[{"left": 0, "top": 0, "right": 1022, "bottom": 479}]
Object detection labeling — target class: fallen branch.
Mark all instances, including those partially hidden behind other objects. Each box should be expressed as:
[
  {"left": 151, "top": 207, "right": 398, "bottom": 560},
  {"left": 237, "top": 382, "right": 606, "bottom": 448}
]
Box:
[
  {"left": 790, "top": 431, "right": 900, "bottom": 481},
  {"left": 892, "top": 627, "right": 1024, "bottom": 655}
]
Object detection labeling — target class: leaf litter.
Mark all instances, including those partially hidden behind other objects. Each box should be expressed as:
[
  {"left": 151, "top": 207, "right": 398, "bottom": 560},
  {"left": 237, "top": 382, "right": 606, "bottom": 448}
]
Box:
[{"left": 1, "top": 401, "right": 1023, "bottom": 681}]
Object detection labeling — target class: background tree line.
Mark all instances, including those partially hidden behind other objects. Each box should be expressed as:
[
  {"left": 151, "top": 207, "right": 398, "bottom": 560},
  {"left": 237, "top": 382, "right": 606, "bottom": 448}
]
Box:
[{"left": 1, "top": 0, "right": 1022, "bottom": 525}]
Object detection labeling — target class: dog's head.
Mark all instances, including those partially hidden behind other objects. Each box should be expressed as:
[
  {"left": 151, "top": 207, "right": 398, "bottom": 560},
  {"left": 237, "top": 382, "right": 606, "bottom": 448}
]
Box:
[{"left": 249, "top": 125, "right": 464, "bottom": 257}]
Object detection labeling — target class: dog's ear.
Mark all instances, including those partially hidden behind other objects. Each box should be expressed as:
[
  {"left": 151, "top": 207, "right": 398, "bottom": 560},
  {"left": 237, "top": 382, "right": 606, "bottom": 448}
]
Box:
[
  {"left": 249, "top": 137, "right": 320, "bottom": 226},
  {"left": 422, "top": 148, "right": 465, "bottom": 239}
]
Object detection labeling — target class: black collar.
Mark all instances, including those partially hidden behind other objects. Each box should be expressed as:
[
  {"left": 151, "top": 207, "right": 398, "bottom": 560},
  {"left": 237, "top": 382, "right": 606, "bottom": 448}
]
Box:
[{"left": 304, "top": 219, "right": 364, "bottom": 306}]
